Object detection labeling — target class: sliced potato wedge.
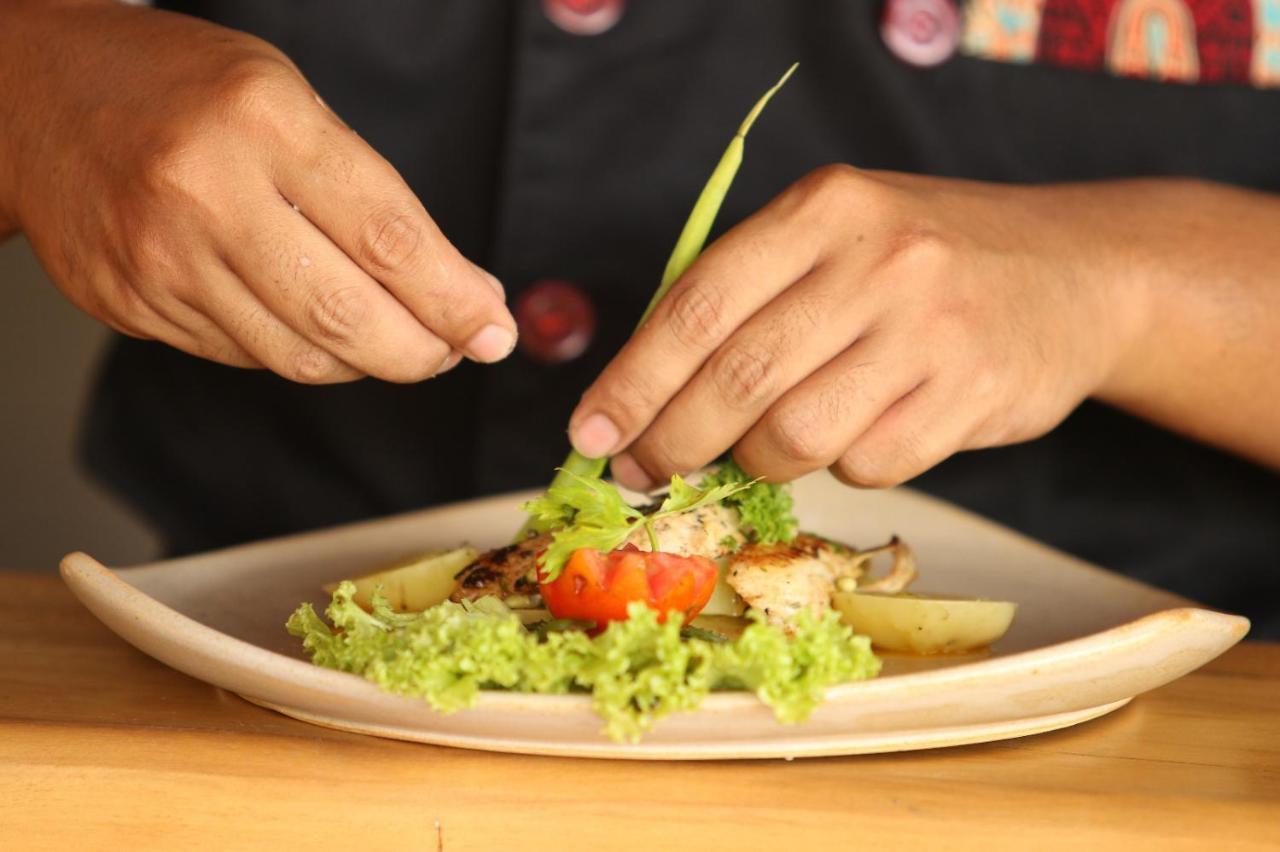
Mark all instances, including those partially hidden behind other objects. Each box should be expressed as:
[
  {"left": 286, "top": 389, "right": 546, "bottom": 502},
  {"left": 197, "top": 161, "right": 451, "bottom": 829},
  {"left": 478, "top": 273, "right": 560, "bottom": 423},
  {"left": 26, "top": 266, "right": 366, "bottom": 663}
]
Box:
[
  {"left": 832, "top": 590, "right": 1016, "bottom": 655},
  {"left": 702, "top": 559, "right": 747, "bottom": 617},
  {"left": 324, "top": 547, "right": 479, "bottom": 613}
]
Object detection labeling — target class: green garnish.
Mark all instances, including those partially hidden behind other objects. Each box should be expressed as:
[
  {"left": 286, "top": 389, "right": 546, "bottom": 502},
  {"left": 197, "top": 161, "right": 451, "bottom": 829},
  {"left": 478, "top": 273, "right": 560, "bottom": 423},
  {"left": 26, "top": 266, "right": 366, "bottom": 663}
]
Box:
[
  {"left": 287, "top": 582, "right": 879, "bottom": 743},
  {"left": 516, "top": 64, "right": 799, "bottom": 542},
  {"left": 529, "top": 618, "right": 595, "bottom": 638},
  {"left": 680, "top": 624, "right": 730, "bottom": 644},
  {"left": 522, "top": 468, "right": 754, "bottom": 582},
  {"left": 701, "top": 459, "right": 798, "bottom": 544}
]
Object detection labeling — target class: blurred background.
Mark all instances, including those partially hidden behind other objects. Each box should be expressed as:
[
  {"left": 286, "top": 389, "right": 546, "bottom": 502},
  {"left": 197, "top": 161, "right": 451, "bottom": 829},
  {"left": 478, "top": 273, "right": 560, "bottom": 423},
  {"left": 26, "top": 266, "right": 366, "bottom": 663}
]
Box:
[{"left": 1, "top": 237, "right": 159, "bottom": 570}]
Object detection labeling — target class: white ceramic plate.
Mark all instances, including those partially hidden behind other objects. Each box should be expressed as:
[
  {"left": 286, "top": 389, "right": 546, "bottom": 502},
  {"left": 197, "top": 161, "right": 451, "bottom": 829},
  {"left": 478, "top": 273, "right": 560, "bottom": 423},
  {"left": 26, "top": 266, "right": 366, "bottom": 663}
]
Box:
[{"left": 60, "top": 472, "right": 1249, "bottom": 760}]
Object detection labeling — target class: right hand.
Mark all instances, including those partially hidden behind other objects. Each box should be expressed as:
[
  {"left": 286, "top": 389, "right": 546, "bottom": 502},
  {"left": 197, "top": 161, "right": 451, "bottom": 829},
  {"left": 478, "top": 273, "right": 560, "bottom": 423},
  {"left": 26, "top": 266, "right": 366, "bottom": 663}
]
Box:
[{"left": 0, "top": 2, "right": 515, "bottom": 382}]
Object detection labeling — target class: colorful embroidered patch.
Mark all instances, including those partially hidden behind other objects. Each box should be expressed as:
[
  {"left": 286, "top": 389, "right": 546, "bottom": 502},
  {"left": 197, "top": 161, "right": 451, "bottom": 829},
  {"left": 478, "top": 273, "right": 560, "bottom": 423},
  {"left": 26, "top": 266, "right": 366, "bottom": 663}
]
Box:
[{"left": 961, "top": 0, "right": 1280, "bottom": 86}]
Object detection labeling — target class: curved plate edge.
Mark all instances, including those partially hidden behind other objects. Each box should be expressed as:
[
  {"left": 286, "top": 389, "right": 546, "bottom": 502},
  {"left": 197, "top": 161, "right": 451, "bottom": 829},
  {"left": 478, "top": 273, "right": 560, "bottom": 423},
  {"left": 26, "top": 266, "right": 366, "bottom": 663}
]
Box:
[
  {"left": 61, "top": 549, "right": 1246, "bottom": 757},
  {"left": 241, "top": 695, "right": 1133, "bottom": 760}
]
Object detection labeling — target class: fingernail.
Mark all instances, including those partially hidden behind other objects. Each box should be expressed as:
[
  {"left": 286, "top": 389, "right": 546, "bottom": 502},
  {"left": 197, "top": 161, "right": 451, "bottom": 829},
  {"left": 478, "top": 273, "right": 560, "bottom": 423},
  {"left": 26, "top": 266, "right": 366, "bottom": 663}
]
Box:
[
  {"left": 571, "top": 413, "right": 621, "bottom": 458},
  {"left": 437, "top": 350, "right": 463, "bottom": 375},
  {"left": 611, "top": 453, "right": 655, "bottom": 492},
  {"left": 465, "top": 324, "right": 515, "bottom": 363}
]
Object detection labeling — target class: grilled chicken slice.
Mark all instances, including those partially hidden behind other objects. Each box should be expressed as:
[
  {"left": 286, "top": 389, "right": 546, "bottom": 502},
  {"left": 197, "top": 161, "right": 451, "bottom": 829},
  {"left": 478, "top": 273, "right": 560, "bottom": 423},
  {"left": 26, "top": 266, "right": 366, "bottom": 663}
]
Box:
[
  {"left": 724, "top": 533, "right": 866, "bottom": 628},
  {"left": 622, "top": 504, "right": 745, "bottom": 558},
  {"left": 450, "top": 505, "right": 745, "bottom": 603},
  {"left": 449, "top": 533, "right": 551, "bottom": 602}
]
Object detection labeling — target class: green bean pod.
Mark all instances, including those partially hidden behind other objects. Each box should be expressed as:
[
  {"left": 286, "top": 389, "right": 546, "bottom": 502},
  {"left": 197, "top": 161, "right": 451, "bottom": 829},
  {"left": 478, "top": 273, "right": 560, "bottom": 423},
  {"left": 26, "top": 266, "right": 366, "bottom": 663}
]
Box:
[
  {"left": 642, "top": 62, "right": 798, "bottom": 325},
  {"left": 517, "top": 64, "right": 798, "bottom": 540}
]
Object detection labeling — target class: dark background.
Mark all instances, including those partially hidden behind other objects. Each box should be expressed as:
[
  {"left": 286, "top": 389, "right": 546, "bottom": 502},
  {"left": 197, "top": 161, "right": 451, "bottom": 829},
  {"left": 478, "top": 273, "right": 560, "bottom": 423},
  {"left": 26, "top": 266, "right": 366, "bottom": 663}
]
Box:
[{"left": 0, "top": 237, "right": 158, "bottom": 570}]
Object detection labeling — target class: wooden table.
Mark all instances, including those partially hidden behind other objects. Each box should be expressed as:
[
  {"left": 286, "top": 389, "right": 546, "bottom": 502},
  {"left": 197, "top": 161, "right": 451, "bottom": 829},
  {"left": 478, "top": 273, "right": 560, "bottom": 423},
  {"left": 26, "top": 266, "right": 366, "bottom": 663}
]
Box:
[{"left": 2, "top": 572, "right": 1277, "bottom": 851}]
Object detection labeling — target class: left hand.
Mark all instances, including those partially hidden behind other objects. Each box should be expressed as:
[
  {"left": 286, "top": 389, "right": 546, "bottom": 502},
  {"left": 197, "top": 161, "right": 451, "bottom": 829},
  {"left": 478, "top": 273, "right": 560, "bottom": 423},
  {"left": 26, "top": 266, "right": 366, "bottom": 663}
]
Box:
[{"left": 568, "top": 165, "right": 1147, "bottom": 490}]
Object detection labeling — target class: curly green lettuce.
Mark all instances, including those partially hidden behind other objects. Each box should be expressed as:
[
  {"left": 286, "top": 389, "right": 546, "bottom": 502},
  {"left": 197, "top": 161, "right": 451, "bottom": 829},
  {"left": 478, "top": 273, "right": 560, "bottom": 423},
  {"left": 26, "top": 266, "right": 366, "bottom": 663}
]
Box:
[
  {"left": 700, "top": 459, "right": 798, "bottom": 544},
  {"left": 288, "top": 581, "right": 879, "bottom": 742},
  {"left": 521, "top": 468, "right": 754, "bottom": 582}
]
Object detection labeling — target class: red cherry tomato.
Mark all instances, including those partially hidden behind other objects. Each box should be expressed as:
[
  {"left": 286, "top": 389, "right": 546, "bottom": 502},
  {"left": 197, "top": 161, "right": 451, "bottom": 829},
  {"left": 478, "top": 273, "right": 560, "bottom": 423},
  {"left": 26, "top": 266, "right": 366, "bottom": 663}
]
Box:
[{"left": 538, "top": 546, "right": 719, "bottom": 627}]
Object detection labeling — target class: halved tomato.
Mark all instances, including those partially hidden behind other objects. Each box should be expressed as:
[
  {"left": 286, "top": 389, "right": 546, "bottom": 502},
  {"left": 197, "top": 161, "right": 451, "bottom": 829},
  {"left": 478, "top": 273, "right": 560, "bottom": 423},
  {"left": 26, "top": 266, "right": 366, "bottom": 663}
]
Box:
[{"left": 538, "top": 546, "right": 719, "bottom": 627}]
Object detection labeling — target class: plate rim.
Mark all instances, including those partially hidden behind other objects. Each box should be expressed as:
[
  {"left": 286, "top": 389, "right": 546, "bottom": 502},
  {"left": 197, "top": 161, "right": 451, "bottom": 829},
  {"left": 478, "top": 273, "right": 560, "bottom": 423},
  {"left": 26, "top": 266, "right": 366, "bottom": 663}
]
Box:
[
  {"left": 57, "top": 481, "right": 1253, "bottom": 757},
  {"left": 59, "top": 549, "right": 1250, "bottom": 715}
]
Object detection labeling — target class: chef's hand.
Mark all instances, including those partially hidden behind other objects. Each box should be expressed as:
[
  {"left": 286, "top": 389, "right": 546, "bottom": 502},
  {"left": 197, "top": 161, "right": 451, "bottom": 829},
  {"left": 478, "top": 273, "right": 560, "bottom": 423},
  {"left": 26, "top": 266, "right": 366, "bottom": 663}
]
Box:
[
  {"left": 0, "top": 2, "right": 514, "bottom": 383},
  {"left": 573, "top": 165, "right": 1280, "bottom": 487},
  {"left": 568, "top": 165, "right": 1143, "bottom": 489}
]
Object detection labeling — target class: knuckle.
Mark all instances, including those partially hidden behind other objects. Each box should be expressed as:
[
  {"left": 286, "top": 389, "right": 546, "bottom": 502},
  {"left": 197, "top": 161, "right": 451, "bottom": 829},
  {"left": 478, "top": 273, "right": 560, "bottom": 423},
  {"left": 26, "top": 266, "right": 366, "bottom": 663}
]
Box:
[
  {"left": 810, "top": 162, "right": 862, "bottom": 194},
  {"left": 307, "top": 285, "right": 369, "bottom": 344},
  {"left": 790, "top": 163, "right": 863, "bottom": 216},
  {"left": 184, "top": 332, "right": 241, "bottom": 366},
  {"left": 137, "top": 139, "right": 204, "bottom": 201},
  {"left": 635, "top": 431, "right": 693, "bottom": 478},
  {"left": 123, "top": 292, "right": 174, "bottom": 336},
  {"left": 831, "top": 449, "right": 899, "bottom": 490},
  {"left": 136, "top": 56, "right": 297, "bottom": 201},
  {"left": 357, "top": 206, "right": 424, "bottom": 275},
  {"left": 89, "top": 276, "right": 156, "bottom": 337},
  {"left": 284, "top": 344, "right": 344, "bottom": 385},
  {"left": 789, "top": 291, "right": 826, "bottom": 335},
  {"left": 308, "top": 142, "right": 357, "bottom": 188},
  {"left": 213, "top": 55, "right": 297, "bottom": 126},
  {"left": 120, "top": 226, "right": 179, "bottom": 281},
  {"left": 103, "top": 275, "right": 152, "bottom": 321},
  {"left": 589, "top": 369, "right": 656, "bottom": 431},
  {"left": 966, "top": 359, "right": 1002, "bottom": 405},
  {"left": 664, "top": 282, "right": 726, "bottom": 350},
  {"left": 233, "top": 303, "right": 275, "bottom": 351},
  {"left": 711, "top": 341, "right": 776, "bottom": 409},
  {"left": 765, "top": 405, "right": 834, "bottom": 467},
  {"left": 133, "top": 137, "right": 223, "bottom": 221},
  {"left": 382, "top": 348, "right": 451, "bottom": 384},
  {"left": 879, "top": 227, "right": 953, "bottom": 280}
]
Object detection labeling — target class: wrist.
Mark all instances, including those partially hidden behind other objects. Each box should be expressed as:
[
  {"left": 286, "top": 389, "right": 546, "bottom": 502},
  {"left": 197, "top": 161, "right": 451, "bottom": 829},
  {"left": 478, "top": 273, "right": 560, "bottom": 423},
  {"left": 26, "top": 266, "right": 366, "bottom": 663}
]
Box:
[
  {"left": 1022, "top": 182, "right": 1157, "bottom": 403},
  {"left": 0, "top": 0, "right": 118, "bottom": 232},
  {"left": 1089, "top": 230, "right": 1156, "bottom": 406},
  {"left": 0, "top": 3, "right": 26, "bottom": 231}
]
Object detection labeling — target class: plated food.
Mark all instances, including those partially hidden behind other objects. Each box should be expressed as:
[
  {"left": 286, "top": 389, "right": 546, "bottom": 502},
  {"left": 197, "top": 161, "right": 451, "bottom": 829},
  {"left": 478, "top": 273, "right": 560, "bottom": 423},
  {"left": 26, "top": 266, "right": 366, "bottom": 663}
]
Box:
[
  {"left": 289, "top": 462, "right": 1017, "bottom": 741},
  {"left": 286, "top": 66, "right": 1017, "bottom": 742},
  {"left": 61, "top": 473, "right": 1248, "bottom": 758}
]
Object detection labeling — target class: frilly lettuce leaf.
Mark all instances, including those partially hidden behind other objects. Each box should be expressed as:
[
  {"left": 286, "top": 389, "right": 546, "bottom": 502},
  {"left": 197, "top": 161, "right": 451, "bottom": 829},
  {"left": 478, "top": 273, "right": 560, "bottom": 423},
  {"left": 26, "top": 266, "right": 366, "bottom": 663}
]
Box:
[
  {"left": 288, "top": 582, "right": 879, "bottom": 742},
  {"left": 699, "top": 459, "right": 797, "bottom": 544},
  {"left": 523, "top": 468, "right": 756, "bottom": 582}
]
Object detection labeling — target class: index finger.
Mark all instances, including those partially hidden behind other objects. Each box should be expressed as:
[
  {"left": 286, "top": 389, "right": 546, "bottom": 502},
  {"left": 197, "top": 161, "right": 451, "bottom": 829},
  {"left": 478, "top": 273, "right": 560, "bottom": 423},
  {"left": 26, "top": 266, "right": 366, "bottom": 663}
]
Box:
[
  {"left": 567, "top": 197, "right": 821, "bottom": 460},
  {"left": 276, "top": 113, "right": 516, "bottom": 364}
]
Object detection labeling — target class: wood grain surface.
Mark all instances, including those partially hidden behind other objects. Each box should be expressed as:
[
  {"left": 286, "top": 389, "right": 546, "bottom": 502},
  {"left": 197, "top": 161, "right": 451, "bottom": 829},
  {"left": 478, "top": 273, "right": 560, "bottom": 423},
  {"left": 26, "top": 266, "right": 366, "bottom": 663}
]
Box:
[{"left": 1, "top": 572, "right": 1277, "bottom": 851}]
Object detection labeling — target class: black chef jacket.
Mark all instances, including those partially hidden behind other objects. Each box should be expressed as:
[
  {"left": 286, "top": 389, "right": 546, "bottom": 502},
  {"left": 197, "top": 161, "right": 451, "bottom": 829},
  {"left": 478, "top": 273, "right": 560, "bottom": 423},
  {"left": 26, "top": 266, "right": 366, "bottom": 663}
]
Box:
[{"left": 81, "top": 1, "right": 1280, "bottom": 637}]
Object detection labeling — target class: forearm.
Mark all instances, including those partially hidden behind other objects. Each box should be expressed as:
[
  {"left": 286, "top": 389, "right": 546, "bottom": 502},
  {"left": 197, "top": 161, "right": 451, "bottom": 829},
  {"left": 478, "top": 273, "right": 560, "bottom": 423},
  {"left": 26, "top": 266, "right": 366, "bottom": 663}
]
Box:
[
  {"left": 0, "top": 0, "right": 115, "bottom": 238},
  {"left": 0, "top": 0, "right": 35, "bottom": 237},
  {"left": 1051, "top": 178, "right": 1280, "bottom": 469}
]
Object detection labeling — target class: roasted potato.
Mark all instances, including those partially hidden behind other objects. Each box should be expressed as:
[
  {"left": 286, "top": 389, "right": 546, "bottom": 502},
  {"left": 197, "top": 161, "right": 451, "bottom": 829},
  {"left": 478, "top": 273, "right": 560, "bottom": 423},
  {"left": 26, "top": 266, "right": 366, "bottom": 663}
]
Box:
[
  {"left": 325, "top": 547, "right": 479, "bottom": 613},
  {"left": 701, "top": 560, "right": 748, "bottom": 617},
  {"left": 832, "top": 590, "right": 1016, "bottom": 654}
]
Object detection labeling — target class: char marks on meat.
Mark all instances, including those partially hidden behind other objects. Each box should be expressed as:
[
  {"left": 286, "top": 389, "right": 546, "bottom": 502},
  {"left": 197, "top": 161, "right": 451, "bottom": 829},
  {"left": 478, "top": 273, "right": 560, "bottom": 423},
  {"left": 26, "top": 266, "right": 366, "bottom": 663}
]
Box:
[{"left": 449, "top": 533, "right": 551, "bottom": 602}]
